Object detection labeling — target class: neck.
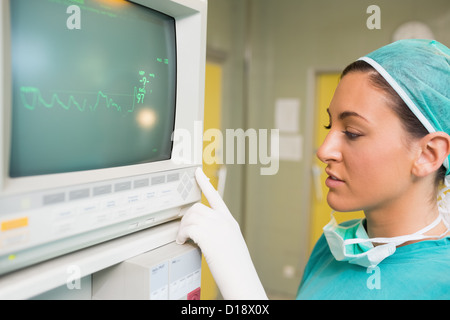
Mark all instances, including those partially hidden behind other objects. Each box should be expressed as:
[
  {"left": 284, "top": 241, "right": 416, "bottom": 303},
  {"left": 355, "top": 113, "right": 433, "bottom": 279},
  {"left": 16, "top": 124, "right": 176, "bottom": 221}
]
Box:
[{"left": 364, "top": 182, "right": 444, "bottom": 239}]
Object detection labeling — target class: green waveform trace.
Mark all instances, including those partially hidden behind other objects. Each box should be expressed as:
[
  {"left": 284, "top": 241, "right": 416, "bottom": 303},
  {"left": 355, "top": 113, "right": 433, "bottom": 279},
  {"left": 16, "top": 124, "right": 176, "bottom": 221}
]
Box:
[{"left": 19, "top": 86, "right": 137, "bottom": 114}]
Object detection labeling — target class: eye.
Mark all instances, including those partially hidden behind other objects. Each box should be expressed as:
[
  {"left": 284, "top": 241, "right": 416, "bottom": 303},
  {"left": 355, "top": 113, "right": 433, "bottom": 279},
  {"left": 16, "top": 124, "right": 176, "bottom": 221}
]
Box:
[
  {"left": 342, "top": 130, "right": 361, "bottom": 140},
  {"left": 324, "top": 123, "right": 331, "bottom": 130}
]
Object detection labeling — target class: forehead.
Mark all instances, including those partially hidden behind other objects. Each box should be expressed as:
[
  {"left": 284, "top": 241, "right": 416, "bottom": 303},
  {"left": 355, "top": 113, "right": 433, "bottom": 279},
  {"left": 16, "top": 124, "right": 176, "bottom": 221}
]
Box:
[{"left": 328, "top": 72, "right": 397, "bottom": 122}]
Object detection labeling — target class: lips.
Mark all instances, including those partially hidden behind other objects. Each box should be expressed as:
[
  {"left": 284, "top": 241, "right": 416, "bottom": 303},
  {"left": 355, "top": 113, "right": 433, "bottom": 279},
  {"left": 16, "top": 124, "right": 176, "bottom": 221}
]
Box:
[{"left": 325, "top": 169, "right": 344, "bottom": 188}]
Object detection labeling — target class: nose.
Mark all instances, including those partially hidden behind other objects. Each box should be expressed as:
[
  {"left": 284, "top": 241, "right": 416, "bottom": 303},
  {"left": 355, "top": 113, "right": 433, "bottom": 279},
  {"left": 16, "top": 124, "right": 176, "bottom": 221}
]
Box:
[{"left": 316, "top": 131, "right": 342, "bottom": 164}]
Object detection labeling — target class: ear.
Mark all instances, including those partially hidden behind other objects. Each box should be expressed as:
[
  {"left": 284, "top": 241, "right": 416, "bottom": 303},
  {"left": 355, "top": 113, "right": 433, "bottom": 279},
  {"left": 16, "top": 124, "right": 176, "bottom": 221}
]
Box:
[{"left": 412, "top": 132, "right": 450, "bottom": 177}]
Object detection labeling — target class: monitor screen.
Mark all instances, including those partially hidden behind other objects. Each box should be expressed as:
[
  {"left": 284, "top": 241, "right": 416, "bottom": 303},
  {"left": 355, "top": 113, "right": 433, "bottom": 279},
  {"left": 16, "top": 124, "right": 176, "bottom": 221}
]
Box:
[{"left": 10, "top": 0, "right": 177, "bottom": 178}]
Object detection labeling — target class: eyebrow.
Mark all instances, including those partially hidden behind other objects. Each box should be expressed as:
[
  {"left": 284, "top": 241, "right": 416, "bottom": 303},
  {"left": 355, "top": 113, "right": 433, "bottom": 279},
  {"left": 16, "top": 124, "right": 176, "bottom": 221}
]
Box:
[{"left": 327, "top": 109, "right": 369, "bottom": 123}]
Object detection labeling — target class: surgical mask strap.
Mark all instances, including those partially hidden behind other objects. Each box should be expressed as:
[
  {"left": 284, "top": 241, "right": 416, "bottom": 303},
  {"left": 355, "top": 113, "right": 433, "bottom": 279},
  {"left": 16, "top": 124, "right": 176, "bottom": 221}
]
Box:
[{"left": 343, "top": 214, "right": 445, "bottom": 246}]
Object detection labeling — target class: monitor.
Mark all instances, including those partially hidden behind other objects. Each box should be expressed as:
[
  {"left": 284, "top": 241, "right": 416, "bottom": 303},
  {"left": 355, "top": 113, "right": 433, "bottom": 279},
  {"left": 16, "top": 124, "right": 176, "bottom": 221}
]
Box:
[{"left": 0, "top": 0, "right": 206, "bottom": 275}]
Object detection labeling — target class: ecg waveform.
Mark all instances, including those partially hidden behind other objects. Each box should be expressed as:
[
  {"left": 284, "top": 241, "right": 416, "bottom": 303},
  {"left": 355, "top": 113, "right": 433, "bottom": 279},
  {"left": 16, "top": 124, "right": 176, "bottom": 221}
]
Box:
[{"left": 19, "top": 86, "right": 137, "bottom": 114}]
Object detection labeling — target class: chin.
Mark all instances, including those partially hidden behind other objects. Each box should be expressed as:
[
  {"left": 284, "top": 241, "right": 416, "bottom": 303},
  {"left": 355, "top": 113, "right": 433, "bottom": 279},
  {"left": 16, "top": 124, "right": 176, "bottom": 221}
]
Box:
[{"left": 327, "top": 194, "right": 361, "bottom": 213}]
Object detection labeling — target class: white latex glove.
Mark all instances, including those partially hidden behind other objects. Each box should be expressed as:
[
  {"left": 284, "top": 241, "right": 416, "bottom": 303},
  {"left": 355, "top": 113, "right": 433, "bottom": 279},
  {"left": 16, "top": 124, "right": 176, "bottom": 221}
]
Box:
[{"left": 176, "top": 168, "right": 268, "bottom": 300}]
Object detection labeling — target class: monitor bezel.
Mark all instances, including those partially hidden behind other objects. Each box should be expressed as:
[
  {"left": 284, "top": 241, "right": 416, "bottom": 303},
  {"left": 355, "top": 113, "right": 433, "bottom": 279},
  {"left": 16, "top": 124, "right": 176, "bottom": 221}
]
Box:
[{"left": 0, "top": 0, "right": 207, "bottom": 196}]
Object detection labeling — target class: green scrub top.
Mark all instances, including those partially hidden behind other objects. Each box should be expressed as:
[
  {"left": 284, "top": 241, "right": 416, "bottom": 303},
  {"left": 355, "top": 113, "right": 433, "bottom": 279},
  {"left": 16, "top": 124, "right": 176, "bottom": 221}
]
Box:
[{"left": 297, "top": 228, "right": 450, "bottom": 300}]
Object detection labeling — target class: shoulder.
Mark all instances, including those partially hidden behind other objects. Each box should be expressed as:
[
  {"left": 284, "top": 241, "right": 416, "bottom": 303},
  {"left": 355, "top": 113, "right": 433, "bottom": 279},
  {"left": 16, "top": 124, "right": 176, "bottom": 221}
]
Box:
[
  {"left": 308, "top": 234, "right": 331, "bottom": 264},
  {"left": 300, "top": 234, "right": 331, "bottom": 283}
]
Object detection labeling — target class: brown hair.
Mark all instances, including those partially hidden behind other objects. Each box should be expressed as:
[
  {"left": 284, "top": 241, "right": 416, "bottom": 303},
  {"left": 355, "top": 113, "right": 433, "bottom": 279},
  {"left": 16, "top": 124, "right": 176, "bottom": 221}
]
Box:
[{"left": 341, "top": 60, "right": 446, "bottom": 188}]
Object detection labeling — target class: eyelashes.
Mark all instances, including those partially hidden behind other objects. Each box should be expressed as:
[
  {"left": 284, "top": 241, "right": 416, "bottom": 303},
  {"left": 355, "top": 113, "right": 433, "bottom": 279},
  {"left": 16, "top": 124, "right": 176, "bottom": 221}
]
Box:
[{"left": 323, "top": 123, "right": 362, "bottom": 140}]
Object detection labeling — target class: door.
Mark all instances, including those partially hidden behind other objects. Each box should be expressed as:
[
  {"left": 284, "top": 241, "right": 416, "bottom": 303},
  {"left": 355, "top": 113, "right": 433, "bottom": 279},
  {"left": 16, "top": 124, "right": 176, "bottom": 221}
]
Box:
[
  {"left": 199, "top": 62, "right": 223, "bottom": 299},
  {"left": 309, "top": 73, "right": 364, "bottom": 252}
]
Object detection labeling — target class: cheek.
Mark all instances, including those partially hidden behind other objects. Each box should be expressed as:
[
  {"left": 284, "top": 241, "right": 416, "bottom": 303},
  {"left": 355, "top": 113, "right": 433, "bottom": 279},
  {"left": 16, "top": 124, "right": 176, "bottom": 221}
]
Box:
[
  {"left": 345, "top": 150, "right": 379, "bottom": 192},
  {"left": 346, "top": 140, "right": 411, "bottom": 196}
]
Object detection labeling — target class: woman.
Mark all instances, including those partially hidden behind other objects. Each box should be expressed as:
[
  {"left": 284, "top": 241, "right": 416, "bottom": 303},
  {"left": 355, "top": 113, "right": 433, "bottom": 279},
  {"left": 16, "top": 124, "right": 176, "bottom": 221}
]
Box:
[{"left": 177, "top": 39, "right": 450, "bottom": 300}]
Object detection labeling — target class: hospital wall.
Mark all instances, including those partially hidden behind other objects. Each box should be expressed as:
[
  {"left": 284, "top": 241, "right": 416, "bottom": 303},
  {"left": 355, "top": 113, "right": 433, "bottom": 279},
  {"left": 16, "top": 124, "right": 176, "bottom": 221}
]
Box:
[{"left": 205, "top": 0, "right": 450, "bottom": 298}]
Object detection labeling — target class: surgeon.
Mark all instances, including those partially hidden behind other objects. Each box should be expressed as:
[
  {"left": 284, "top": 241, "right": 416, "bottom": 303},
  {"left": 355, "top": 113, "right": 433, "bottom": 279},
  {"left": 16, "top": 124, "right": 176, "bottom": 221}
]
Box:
[{"left": 177, "top": 39, "right": 450, "bottom": 300}]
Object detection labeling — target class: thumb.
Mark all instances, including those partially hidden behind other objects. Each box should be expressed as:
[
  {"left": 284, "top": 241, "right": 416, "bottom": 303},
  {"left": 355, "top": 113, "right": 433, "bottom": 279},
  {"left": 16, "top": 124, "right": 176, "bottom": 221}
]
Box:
[{"left": 176, "top": 202, "right": 212, "bottom": 245}]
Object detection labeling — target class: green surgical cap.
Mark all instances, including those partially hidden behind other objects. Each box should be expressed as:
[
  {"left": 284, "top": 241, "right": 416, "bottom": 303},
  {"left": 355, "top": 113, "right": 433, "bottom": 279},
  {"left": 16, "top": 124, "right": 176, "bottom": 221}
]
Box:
[{"left": 358, "top": 39, "right": 450, "bottom": 174}]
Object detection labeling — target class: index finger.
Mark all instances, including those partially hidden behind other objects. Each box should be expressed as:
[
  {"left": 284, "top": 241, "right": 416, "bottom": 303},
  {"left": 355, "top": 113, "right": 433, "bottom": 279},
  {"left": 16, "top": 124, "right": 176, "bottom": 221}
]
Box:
[{"left": 195, "top": 167, "right": 229, "bottom": 213}]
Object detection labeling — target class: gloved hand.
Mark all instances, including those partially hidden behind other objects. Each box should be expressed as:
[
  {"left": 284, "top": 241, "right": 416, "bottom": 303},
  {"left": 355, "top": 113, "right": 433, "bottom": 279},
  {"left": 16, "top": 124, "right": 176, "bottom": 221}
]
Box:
[{"left": 176, "top": 168, "right": 268, "bottom": 300}]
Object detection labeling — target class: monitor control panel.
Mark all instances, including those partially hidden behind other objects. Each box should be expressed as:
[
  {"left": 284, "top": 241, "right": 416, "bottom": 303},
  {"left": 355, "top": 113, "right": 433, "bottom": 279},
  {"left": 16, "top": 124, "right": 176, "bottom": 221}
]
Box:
[{"left": 0, "top": 166, "right": 201, "bottom": 274}]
